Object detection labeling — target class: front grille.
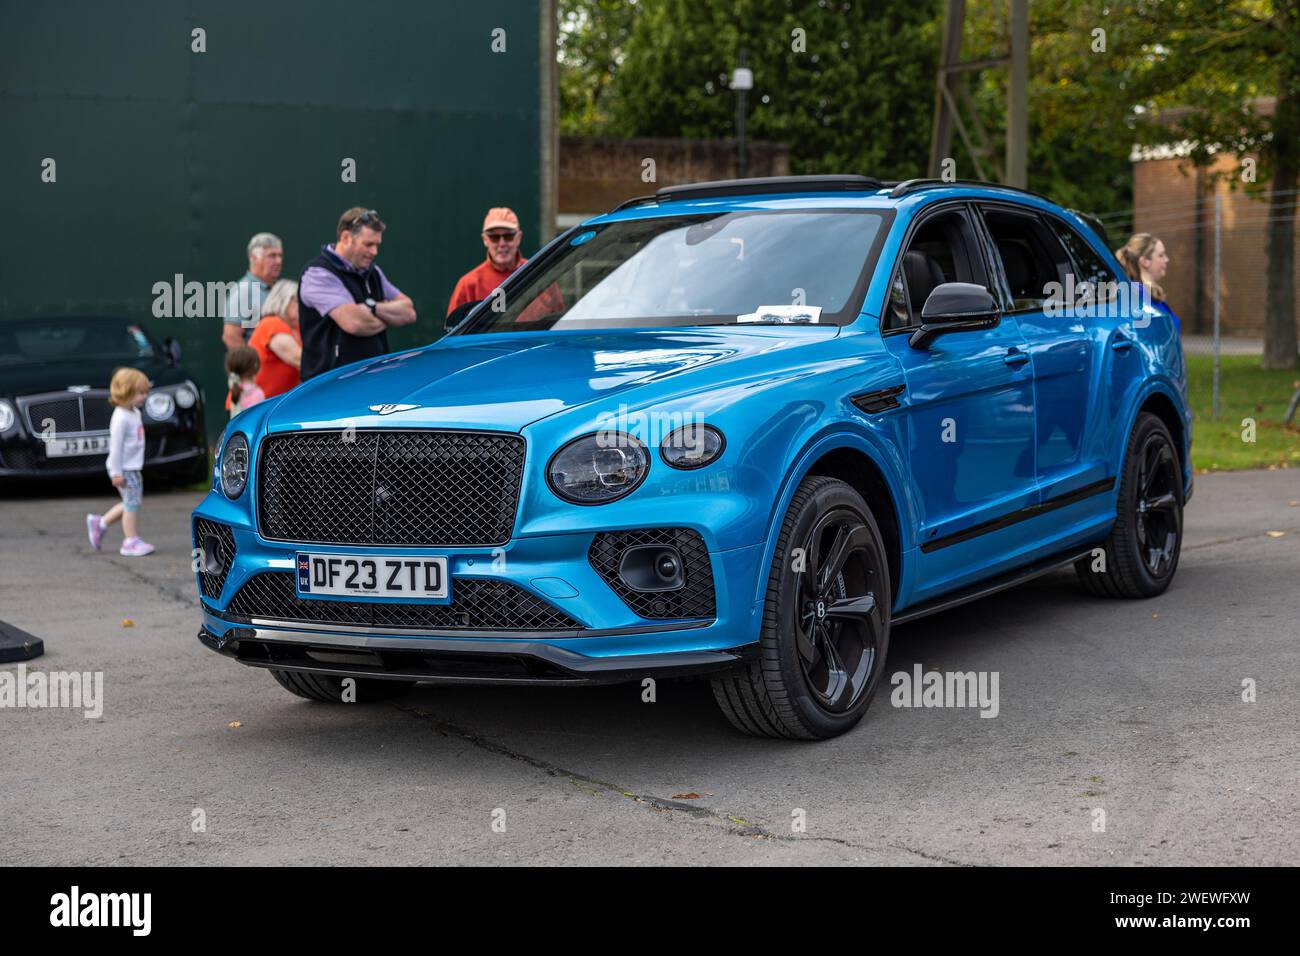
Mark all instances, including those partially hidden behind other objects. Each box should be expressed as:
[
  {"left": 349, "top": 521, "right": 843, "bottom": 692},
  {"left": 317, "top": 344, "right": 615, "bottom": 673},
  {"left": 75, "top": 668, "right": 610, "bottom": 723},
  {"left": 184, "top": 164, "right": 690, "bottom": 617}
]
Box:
[
  {"left": 22, "top": 390, "right": 111, "bottom": 435},
  {"left": 193, "top": 518, "right": 235, "bottom": 600},
  {"left": 223, "top": 571, "right": 581, "bottom": 631},
  {"left": 258, "top": 430, "right": 525, "bottom": 546},
  {"left": 589, "top": 528, "right": 716, "bottom": 620}
]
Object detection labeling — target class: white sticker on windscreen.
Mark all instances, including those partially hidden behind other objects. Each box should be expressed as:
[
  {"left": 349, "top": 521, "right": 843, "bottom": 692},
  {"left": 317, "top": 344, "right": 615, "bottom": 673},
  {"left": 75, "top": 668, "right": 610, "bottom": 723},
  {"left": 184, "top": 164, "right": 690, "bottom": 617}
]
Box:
[{"left": 736, "top": 305, "right": 823, "bottom": 324}]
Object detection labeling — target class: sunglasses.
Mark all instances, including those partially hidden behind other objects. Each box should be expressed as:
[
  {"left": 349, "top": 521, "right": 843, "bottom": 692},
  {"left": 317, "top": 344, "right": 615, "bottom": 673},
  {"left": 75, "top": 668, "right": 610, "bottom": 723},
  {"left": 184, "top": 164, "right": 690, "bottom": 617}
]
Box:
[
  {"left": 345, "top": 209, "right": 382, "bottom": 230},
  {"left": 484, "top": 230, "right": 518, "bottom": 243}
]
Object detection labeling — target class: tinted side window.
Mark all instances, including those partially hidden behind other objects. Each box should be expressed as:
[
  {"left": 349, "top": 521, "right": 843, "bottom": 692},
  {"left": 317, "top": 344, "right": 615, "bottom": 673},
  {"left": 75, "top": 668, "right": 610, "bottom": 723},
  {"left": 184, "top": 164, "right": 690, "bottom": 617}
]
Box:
[
  {"left": 981, "top": 208, "right": 1072, "bottom": 312},
  {"left": 1048, "top": 216, "right": 1119, "bottom": 306}
]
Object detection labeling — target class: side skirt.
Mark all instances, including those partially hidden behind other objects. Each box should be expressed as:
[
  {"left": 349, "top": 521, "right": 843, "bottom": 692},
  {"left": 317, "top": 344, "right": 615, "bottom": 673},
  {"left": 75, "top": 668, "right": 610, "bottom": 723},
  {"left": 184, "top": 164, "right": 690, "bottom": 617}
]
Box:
[{"left": 893, "top": 545, "right": 1099, "bottom": 626}]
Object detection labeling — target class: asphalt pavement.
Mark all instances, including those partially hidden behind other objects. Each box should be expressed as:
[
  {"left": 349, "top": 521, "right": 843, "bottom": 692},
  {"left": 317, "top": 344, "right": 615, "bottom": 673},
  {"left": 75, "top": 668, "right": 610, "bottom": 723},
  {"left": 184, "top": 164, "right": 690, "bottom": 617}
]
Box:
[{"left": 1, "top": 468, "right": 1297, "bottom": 865}]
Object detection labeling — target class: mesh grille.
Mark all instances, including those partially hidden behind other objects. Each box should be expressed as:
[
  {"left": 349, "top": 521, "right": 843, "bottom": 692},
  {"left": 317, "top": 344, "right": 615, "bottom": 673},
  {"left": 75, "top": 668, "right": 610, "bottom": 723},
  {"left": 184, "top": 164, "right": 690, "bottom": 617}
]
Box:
[
  {"left": 257, "top": 430, "right": 525, "bottom": 546},
  {"left": 225, "top": 571, "right": 581, "bottom": 631},
  {"left": 589, "top": 528, "right": 716, "bottom": 620},
  {"left": 193, "top": 518, "right": 236, "bottom": 600},
  {"left": 82, "top": 398, "right": 112, "bottom": 431},
  {"left": 26, "top": 398, "right": 82, "bottom": 433}
]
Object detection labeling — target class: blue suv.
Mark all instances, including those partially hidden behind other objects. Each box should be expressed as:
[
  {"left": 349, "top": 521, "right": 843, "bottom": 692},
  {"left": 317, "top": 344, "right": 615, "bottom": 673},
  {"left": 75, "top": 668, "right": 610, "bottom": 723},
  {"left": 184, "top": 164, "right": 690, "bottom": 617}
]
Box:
[{"left": 193, "top": 176, "right": 1191, "bottom": 739}]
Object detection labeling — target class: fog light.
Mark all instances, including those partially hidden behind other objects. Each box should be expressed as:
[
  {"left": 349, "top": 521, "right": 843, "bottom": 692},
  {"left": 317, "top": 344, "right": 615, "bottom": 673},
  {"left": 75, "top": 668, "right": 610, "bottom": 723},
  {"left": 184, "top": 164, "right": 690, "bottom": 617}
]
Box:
[
  {"left": 618, "top": 545, "right": 685, "bottom": 592},
  {"left": 201, "top": 533, "right": 225, "bottom": 575}
]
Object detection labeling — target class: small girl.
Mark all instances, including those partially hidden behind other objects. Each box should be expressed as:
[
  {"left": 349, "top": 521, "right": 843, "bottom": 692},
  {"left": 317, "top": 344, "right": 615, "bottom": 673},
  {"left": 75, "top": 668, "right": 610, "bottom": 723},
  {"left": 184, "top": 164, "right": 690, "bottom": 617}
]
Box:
[
  {"left": 86, "top": 367, "right": 154, "bottom": 557},
  {"left": 225, "top": 345, "right": 266, "bottom": 416}
]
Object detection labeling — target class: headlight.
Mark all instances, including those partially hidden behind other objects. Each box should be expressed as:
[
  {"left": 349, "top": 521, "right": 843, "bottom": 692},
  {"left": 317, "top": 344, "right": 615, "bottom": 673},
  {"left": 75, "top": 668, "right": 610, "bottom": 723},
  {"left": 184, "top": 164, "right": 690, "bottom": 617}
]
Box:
[
  {"left": 660, "top": 424, "right": 725, "bottom": 470},
  {"left": 220, "top": 432, "right": 249, "bottom": 499},
  {"left": 0, "top": 400, "right": 15, "bottom": 433},
  {"left": 175, "top": 382, "right": 198, "bottom": 409},
  {"left": 547, "top": 431, "right": 649, "bottom": 504},
  {"left": 145, "top": 391, "right": 175, "bottom": 420}
]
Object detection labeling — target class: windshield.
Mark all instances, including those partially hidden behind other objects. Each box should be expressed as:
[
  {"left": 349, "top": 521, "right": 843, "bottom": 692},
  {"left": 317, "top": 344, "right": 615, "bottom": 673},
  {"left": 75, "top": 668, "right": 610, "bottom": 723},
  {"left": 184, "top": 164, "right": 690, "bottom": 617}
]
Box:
[
  {"left": 455, "top": 209, "right": 890, "bottom": 334},
  {"left": 0, "top": 317, "right": 157, "bottom": 366}
]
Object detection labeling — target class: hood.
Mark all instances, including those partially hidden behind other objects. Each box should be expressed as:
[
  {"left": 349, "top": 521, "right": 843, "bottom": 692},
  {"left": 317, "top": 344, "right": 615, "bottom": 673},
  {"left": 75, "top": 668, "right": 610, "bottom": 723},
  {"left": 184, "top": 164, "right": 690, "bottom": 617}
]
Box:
[
  {"left": 0, "top": 354, "right": 184, "bottom": 398},
  {"left": 265, "top": 326, "right": 840, "bottom": 433}
]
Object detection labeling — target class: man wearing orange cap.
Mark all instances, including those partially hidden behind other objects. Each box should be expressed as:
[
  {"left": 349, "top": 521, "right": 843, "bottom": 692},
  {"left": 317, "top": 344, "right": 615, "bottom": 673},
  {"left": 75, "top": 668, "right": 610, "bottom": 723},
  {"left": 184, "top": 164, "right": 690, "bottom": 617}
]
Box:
[{"left": 446, "top": 207, "right": 530, "bottom": 317}]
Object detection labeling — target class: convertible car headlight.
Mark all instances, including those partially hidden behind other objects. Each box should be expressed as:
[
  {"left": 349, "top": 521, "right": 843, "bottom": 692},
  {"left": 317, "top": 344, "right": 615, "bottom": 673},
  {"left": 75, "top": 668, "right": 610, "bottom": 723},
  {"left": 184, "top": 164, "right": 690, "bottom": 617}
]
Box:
[
  {"left": 220, "top": 432, "right": 249, "bottom": 499},
  {"left": 0, "top": 400, "right": 15, "bottom": 433},
  {"left": 660, "top": 424, "right": 725, "bottom": 469},
  {"left": 175, "top": 382, "right": 198, "bottom": 409},
  {"left": 145, "top": 391, "right": 175, "bottom": 420},
  {"left": 547, "top": 432, "right": 649, "bottom": 504}
]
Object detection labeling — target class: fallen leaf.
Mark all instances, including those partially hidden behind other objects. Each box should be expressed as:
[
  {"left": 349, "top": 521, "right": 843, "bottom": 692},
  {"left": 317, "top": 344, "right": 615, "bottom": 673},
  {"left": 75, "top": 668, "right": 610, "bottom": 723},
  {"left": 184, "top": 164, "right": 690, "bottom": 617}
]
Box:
[
  {"left": 1266, "top": 531, "right": 1285, "bottom": 538},
  {"left": 672, "top": 792, "right": 701, "bottom": 800},
  {"left": 227, "top": 720, "right": 242, "bottom": 729},
  {"left": 121, "top": 619, "right": 134, "bottom": 627}
]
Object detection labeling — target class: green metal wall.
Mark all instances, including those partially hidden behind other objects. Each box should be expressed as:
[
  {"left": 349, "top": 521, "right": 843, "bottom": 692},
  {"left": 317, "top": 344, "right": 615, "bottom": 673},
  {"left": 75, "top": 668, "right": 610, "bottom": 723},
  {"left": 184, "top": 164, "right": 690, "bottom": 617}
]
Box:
[{"left": 0, "top": 0, "right": 543, "bottom": 443}]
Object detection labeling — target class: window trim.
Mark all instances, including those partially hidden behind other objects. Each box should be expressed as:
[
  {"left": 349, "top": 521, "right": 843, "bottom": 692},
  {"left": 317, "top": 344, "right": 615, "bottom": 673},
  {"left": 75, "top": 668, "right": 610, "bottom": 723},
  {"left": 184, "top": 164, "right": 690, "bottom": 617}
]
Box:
[{"left": 879, "top": 199, "right": 1002, "bottom": 337}]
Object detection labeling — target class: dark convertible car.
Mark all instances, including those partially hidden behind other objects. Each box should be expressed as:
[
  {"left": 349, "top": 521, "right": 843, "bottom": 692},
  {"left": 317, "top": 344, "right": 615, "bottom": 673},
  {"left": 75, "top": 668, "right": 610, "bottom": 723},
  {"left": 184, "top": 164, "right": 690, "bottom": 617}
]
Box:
[{"left": 0, "top": 316, "right": 208, "bottom": 484}]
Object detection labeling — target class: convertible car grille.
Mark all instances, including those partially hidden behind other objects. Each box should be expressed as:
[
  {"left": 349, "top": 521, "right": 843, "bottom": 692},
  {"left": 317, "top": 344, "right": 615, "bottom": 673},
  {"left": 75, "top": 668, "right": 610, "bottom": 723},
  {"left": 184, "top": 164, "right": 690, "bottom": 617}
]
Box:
[
  {"left": 589, "top": 528, "right": 716, "bottom": 620},
  {"left": 257, "top": 430, "right": 525, "bottom": 546},
  {"left": 221, "top": 571, "right": 581, "bottom": 631},
  {"left": 22, "top": 389, "right": 111, "bottom": 434}
]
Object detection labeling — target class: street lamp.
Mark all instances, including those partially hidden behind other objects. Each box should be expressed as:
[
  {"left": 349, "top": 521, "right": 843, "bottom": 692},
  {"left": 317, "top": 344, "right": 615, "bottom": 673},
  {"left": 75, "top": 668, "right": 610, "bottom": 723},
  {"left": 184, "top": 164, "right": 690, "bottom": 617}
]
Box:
[{"left": 731, "top": 50, "right": 752, "bottom": 178}]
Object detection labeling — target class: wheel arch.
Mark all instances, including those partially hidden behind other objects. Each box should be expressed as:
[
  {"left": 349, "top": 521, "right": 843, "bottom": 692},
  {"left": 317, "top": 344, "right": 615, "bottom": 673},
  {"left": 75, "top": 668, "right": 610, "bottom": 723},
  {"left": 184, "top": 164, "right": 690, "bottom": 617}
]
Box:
[{"left": 751, "top": 429, "right": 914, "bottom": 630}]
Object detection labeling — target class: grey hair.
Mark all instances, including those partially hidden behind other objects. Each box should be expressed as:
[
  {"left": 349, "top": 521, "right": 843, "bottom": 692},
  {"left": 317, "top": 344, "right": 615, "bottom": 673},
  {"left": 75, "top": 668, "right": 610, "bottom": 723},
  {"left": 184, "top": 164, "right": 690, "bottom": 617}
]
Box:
[
  {"left": 260, "top": 278, "right": 298, "bottom": 319},
  {"left": 247, "top": 232, "right": 283, "bottom": 259}
]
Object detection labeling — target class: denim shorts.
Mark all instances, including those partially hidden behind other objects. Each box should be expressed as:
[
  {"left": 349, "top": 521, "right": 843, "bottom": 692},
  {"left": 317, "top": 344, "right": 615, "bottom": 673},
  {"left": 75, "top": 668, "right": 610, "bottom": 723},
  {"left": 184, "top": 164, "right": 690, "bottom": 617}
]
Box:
[{"left": 117, "top": 470, "right": 143, "bottom": 512}]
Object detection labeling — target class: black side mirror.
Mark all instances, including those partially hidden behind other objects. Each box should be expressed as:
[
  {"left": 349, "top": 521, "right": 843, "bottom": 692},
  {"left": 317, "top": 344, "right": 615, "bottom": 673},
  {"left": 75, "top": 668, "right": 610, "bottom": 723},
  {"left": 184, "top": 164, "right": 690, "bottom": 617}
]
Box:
[
  {"left": 444, "top": 299, "right": 484, "bottom": 334},
  {"left": 909, "top": 282, "right": 999, "bottom": 349},
  {"left": 163, "top": 337, "right": 183, "bottom": 365}
]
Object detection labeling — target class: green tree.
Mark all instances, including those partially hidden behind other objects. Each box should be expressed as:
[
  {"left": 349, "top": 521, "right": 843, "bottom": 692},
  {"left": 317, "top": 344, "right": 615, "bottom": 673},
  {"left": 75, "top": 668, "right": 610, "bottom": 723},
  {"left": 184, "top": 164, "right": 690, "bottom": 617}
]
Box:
[
  {"left": 1122, "top": 0, "right": 1299, "bottom": 369},
  {"left": 596, "top": 0, "right": 943, "bottom": 179},
  {"left": 558, "top": 0, "right": 641, "bottom": 135}
]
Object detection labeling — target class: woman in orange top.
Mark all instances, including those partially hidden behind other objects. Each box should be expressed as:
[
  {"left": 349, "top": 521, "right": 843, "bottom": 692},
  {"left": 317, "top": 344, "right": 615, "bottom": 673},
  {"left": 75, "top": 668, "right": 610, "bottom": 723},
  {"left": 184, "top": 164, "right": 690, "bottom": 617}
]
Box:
[{"left": 248, "top": 279, "right": 302, "bottom": 398}]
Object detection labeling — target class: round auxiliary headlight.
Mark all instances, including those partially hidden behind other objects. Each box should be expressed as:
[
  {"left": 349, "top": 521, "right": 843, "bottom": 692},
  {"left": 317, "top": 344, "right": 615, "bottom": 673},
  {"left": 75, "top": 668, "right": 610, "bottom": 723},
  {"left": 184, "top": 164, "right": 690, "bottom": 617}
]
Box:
[
  {"left": 547, "top": 432, "right": 649, "bottom": 505},
  {"left": 0, "top": 400, "right": 15, "bottom": 433},
  {"left": 175, "top": 382, "right": 198, "bottom": 409},
  {"left": 660, "top": 424, "right": 725, "bottom": 470},
  {"left": 145, "top": 391, "right": 175, "bottom": 420},
  {"left": 220, "top": 432, "right": 249, "bottom": 499}
]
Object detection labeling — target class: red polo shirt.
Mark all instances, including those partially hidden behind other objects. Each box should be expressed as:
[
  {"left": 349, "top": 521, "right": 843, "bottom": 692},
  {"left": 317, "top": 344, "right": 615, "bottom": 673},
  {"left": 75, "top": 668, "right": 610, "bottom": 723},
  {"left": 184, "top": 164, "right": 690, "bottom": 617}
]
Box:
[{"left": 447, "top": 257, "right": 526, "bottom": 316}]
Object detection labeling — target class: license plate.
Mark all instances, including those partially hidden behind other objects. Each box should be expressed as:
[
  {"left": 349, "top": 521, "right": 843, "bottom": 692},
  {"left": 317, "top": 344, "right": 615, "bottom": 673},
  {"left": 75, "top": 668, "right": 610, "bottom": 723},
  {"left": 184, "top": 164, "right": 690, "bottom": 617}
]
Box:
[
  {"left": 295, "top": 552, "right": 450, "bottom": 603},
  {"left": 44, "top": 433, "right": 110, "bottom": 457}
]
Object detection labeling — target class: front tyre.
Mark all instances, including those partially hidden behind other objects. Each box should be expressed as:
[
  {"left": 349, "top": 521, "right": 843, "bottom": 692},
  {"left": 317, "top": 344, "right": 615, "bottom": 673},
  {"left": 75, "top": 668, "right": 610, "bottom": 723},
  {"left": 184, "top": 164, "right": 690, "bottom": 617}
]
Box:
[
  {"left": 269, "top": 669, "right": 415, "bottom": 703},
  {"left": 1075, "top": 412, "right": 1183, "bottom": 598},
  {"left": 711, "top": 476, "right": 891, "bottom": 740}
]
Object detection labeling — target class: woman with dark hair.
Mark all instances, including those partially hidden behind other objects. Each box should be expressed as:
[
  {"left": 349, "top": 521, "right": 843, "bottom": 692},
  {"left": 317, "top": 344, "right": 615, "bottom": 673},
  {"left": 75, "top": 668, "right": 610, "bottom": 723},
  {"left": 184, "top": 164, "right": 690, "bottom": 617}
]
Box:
[{"left": 1116, "top": 233, "right": 1180, "bottom": 332}]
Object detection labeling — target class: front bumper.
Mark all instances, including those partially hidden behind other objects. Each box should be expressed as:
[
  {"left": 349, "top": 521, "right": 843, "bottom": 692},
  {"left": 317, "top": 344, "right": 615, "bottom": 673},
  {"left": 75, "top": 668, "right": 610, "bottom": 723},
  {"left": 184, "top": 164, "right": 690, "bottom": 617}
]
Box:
[
  {"left": 0, "top": 425, "right": 206, "bottom": 479},
  {"left": 193, "top": 502, "right": 767, "bottom": 684}
]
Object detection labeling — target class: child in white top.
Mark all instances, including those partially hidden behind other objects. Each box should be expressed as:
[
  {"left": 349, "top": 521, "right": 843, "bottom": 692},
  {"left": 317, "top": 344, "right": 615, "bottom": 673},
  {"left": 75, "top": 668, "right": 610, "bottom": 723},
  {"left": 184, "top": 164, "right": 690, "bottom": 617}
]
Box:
[{"left": 86, "top": 367, "right": 154, "bottom": 556}]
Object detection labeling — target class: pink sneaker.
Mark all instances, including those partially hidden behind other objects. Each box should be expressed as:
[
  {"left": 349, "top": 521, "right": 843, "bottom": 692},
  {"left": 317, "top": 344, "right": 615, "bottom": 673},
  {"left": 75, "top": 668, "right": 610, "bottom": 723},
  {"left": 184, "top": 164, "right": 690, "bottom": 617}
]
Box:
[
  {"left": 119, "top": 537, "right": 155, "bottom": 557},
  {"left": 86, "top": 514, "right": 105, "bottom": 551}
]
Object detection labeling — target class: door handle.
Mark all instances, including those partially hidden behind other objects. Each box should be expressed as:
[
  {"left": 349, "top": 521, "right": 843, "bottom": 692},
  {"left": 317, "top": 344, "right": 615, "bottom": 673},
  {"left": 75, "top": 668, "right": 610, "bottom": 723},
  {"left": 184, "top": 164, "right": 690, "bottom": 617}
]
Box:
[
  {"left": 1111, "top": 332, "right": 1134, "bottom": 352},
  {"left": 1003, "top": 348, "right": 1030, "bottom": 367}
]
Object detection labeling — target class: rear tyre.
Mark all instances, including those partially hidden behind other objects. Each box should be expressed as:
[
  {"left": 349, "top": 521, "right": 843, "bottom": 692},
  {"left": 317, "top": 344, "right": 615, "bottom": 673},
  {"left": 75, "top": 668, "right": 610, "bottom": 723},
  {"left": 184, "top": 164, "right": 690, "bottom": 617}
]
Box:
[
  {"left": 1075, "top": 412, "right": 1183, "bottom": 598},
  {"left": 711, "top": 476, "right": 891, "bottom": 740},
  {"left": 269, "top": 669, "right": 415, "bottom": 703}
]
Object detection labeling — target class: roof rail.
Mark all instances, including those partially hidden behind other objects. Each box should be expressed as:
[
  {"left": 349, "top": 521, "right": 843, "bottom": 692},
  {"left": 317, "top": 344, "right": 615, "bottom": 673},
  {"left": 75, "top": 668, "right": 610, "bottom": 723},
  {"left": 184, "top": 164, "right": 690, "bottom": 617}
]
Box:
[
  {"left": 887, "top": 178, "right": 1056, "bottom": 203},
  {"left": 611, "top": 175, "right": 886, "bottom": 212}
]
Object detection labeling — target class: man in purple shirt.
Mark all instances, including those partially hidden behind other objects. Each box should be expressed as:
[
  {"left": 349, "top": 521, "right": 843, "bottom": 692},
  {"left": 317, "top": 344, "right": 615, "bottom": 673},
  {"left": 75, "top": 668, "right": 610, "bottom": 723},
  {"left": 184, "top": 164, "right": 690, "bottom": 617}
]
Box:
[{"left": 297, "top": 207, "right": 417, "bottom": 380}]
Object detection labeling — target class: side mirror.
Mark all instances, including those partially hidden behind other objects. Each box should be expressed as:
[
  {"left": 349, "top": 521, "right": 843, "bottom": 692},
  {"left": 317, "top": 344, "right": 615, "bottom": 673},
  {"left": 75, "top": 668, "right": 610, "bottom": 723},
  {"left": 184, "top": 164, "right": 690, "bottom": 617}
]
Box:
[
  {"left": 444, "top": 299, "right": 484, "bottom": 333},
  {"left": 908, "top": 283, "right": 999, "bottom": 349},
  {"left": 163, "top": 337, "right": 183, "bottom": 365}
]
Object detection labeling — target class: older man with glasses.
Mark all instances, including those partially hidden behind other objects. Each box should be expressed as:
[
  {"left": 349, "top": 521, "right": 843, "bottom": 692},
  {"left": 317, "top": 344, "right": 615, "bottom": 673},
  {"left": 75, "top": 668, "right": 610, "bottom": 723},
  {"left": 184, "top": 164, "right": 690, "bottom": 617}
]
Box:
[
  {"left": 222, "top": 232, "right": 283, "bottom": 351},
  {"left": 297, "top": 207, "right": 416, "bottom": 381},
  {"left": 446, "top": 207, "right": 533, "bottom": 320}
]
